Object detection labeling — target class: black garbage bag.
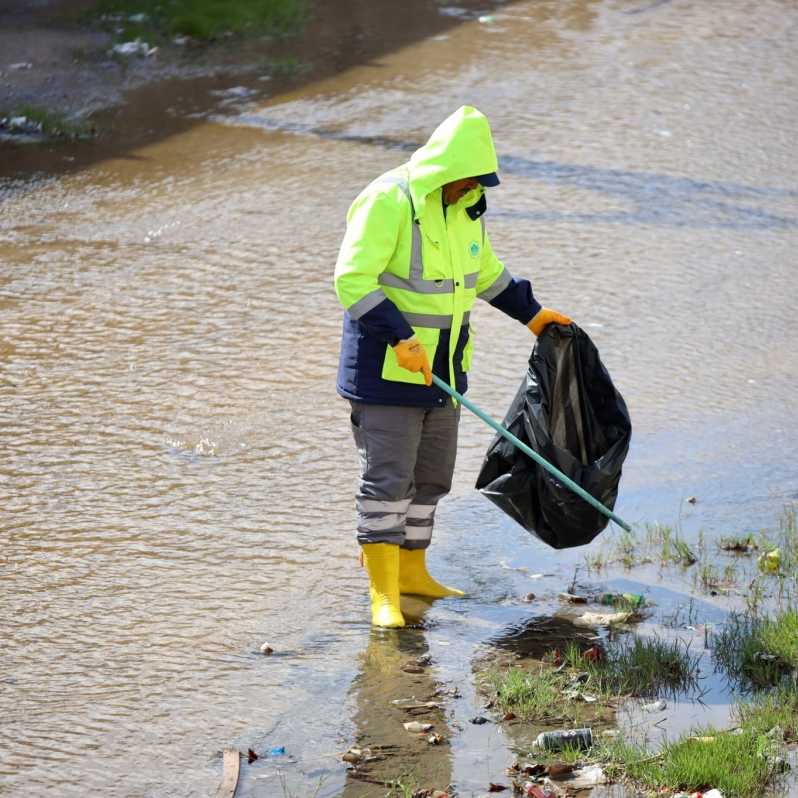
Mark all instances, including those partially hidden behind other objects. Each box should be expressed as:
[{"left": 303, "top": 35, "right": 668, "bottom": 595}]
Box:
[{"left": 475, "top": 324, "right": 631, "bottom": 549}]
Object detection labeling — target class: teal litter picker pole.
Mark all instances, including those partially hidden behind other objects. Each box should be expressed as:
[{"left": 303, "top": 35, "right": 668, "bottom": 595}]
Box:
[{"left": 431, "top": 374, "right": 632, "bottom": 532}]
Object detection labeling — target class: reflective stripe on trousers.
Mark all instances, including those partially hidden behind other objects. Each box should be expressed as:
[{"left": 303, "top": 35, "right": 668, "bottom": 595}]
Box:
[{"left": 349, "top": 401, "right": 460, "bottom": 550}]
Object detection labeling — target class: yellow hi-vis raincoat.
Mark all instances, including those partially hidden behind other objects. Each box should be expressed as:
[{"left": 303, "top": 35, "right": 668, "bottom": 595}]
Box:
[{"left": 334, "top": 105, "right": 540, "bottom": 407}]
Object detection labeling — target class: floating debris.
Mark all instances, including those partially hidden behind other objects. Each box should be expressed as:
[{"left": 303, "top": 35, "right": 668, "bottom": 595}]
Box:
[
  {"left": 559, "top": 592, "right": 587, "bottom": 604},
  {"left": 759, "top": 548, "right": 781, "bottom": 573},
  {"left": 403, "top": 721, "right": 433, "bottom": 733},
  {"left": 574, "top": 611, "right": 633, "bottom": 627},
  {"left": 470, "top": 715, "right": 489, "bottom": 725},
  {"left": 259, "top": 642, "right": 274, "bottom": 655},
  {"left": 642, "top": 699, "right": 667, "bottom": 713},
  {"left": 341, "top": 746, "right": 386, "bottom": 765},
  {"left": 391, "top": 698, "right": 442, "bottom": 710}
]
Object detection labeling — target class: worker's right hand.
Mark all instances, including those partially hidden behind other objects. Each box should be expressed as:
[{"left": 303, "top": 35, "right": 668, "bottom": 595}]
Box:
[{"left": 392, "top": 337, "right": 432, "bottom": 386}]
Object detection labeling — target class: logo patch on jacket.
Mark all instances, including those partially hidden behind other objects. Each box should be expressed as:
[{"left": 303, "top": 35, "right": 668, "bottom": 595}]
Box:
[{"left": 469, "top": 241, "right": 480, "bottom": 258}]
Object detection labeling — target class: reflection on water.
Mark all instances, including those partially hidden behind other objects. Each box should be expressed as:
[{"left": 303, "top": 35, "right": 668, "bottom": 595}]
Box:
[
  {"left": 1, "top": 0, "right": 797, "bottom": 795},
  {"left": 340, "top": 622, "right": 453, "bottom": 798}
]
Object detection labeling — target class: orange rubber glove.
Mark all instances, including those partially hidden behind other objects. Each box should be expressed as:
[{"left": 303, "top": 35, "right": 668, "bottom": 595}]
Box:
[
  {"left": 527, "top": 307, "right": 572, "bottom": 337},
  {"left": 392, "top": 337, "right": 432, "bottom": 386}
]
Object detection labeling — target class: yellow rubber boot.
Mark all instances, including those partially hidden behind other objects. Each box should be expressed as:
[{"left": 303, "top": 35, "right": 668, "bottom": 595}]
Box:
[
  {"left": 398, "top": 548, "right": 465, "bottom": 598},
  {"left": 361, "top": 543, "right": 405, "bottom": 628}
]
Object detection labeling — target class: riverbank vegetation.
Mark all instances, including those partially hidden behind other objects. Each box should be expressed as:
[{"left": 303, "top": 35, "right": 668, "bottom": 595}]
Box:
[
  {"left": 0, "top": 106, "right": 93, "bottom": 140},
  {"left": 600, "top": 690, "right": 797, "bottom": 797},
  {"left": 91, "top": 0, "right": 308, "bottom": 43},
  {"left": 472, "top": 506, "right": 798, "bottom": 798}
]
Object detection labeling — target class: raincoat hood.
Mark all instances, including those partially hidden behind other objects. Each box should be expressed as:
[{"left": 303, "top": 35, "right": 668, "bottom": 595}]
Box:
[{"left": 407, "top": 105, "right": 499, "bottom": 217}]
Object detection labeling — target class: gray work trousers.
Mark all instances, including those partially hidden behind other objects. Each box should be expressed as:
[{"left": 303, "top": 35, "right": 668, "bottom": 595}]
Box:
[{"left": 349, "top": 401, "right": 461, "bottom": 550}]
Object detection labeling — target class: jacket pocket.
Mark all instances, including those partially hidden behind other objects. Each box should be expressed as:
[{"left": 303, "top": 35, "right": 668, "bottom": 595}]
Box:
[{"left": 381, "top": 327, "right": 440, "bottom": 385}]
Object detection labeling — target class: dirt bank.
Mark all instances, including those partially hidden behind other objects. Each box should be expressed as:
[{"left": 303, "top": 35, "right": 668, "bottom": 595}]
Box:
[
  {"left": 0, "top": 0, "right": 163, "bottom": 122},
  {"left": 0, "top": 0, "right": 511, "bottom": 179}
]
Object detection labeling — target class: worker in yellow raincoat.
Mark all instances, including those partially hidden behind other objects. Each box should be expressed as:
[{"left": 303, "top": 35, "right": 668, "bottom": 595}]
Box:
[{"left": 334, "top": 106, "right": 571, "bottom": 627}]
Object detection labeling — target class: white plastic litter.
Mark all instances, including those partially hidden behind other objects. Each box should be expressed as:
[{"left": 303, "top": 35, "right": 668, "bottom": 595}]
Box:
[
  {"left": 403, "top": 721, "right": 433, "bottom": 733},
  {"left": 111, "top": 39, "right": 155, "bottom": 57},
  {"left": 566, "top": 765, "right": 607, "bottom": 788},
  {"left": 574, "top": 611, "right": 632, "bottom": 627}
]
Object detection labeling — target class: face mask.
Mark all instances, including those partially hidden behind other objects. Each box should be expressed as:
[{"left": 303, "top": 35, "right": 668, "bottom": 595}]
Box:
[{"left": 456, "top": 186, "right": 484, "bottom": 208}]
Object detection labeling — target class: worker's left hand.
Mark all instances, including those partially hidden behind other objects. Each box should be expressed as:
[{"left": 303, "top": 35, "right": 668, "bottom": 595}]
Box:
[{"left": 527, "top": 307, "right": 572, "bottom": 337}]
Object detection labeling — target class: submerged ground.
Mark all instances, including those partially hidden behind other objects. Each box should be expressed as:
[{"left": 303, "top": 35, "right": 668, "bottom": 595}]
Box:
[{"left": 1, "top": 1, "right": 797, "bottom": 796}]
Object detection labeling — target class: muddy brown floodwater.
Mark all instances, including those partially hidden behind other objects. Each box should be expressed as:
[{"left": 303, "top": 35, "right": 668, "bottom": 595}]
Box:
[{"left": 2, "top": 1, "right": 798, "bottom": 796}]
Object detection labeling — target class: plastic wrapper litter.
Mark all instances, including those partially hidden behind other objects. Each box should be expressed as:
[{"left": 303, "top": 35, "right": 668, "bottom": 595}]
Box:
[{"left": 475, "top": 324, "right": 631, "bottom": 548}]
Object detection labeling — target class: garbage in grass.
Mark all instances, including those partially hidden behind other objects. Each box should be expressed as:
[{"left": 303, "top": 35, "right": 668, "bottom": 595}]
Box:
[
  {"left": 758, "top": 548, "right": 781, "bottom": 573},
  {"left": 111, "top": 39, "right": 157, "bottom": 57},
  {"left": 1, "top": 116, "right": 42, "bottom": 135},
  {"left": 563, "top": 764, "right": 607, "bottom": 788},
  {"left": 559, "top": 592, "right": 587, "bottom": 603},
  {"left": 476, "top": 324, "right": 631, "bottom": 549},
  {"left": 533, "top": 727, "right": 593, "bottom": 751}
]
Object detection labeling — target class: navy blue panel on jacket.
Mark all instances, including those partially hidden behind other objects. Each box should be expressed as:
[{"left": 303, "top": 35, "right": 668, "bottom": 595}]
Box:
[
  {"left": 336, "top": 274, "right": 540, "bottom": 406},
  {"left": 489, "top": 277, "right": 541, "bottom": 324}
]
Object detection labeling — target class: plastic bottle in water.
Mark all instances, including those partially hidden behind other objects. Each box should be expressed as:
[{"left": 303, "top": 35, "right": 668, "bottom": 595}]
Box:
[{"left": 533, "top": 727, "right": 593, "bottom": 751}]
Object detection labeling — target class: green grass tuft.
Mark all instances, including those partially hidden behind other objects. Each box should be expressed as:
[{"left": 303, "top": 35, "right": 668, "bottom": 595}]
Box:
[
  {"left": 92, "top": 0, "right": 308, "bottom": 42},
  {"left": 714, "top": 610, "right": 798, "bottom": 689},
  {"left": 626, "top": 728, "right": 774, "bottom": 797},
  {"left": 489, "top": 664, "right": 569, "bottom": 721}
]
